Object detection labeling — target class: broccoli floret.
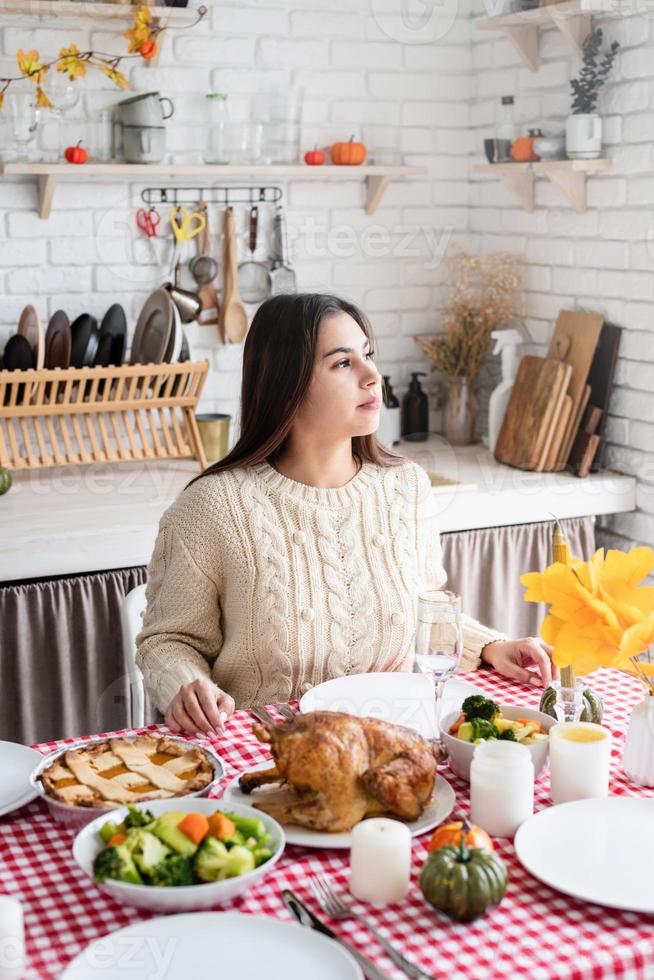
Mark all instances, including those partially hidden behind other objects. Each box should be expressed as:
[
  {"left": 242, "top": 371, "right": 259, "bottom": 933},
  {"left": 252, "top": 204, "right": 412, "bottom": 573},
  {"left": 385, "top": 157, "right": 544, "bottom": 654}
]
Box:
[
  {"left": 148, "top": 853, "right": 196, "bottom": 887},
  {"left": 194, "top": 837, "right": 256, "bottom": 883},
  {"left": 93, "top": 844, "right": 143, "bottom": 885},
  {"left": 127, "top": 830, "right": 171, "bottom": 874},
  {"left": 498, "top": 727, "right": 517, "bottom": 741},
  {"left": 470, "top": 718, "right": 499, "bottom": 741},
  {"left": 123, "top": 804, "right": 155, "bottom": 829},
  {"left": 462, "top": 695, "right": 500, "bottom": 723}
]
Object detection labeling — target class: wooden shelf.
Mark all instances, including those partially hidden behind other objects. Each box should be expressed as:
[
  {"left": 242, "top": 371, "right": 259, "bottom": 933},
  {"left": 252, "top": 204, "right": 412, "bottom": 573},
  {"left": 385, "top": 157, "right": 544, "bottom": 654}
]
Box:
[
  {"left": 0, "top": 163, "right": 427, "bottom": 218},
  {"left": 0, "top": 0, "right": 197, "bottom": 23},
  {"left": 476, "top": 0, "right": 620, "bottom": 71},
  {"left": 474, "top": 158, "right": 612, "bottom": 213}
]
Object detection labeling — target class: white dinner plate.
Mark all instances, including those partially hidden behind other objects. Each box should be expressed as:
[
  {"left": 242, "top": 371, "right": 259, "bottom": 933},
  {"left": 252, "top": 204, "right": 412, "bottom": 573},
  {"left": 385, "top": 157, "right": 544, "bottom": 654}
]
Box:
[
  {"left": 224, "top": 762, "right": 455, "bottom": 849},
  {"left": 0, "top": 740, "right": 42, "bottom": 817},
  {"left": 299, "top": 671, "right": 483, "bottom": 739},
  {"left": 62, "top": 911, "right": 363, "bottom": 979},
  {"left": 514, "top": 797, "right": 654, "bottom": 913}
]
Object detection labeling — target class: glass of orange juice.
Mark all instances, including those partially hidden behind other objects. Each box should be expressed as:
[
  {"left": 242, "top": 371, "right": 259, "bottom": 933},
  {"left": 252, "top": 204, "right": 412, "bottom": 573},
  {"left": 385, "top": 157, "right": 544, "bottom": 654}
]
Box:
[{"left": 549, "top": 722, "right": 612, "bottom": 805}]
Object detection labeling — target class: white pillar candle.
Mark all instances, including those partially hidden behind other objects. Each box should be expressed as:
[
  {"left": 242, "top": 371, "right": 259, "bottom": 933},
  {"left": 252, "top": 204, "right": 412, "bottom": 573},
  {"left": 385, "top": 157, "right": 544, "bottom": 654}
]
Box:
[
  {"left": 349, "top": 818, "right": 412, "bottom": 906},
  {"left": 0, "top": 896, "right": 25, "bottom": 980},
  {"left": 549, "top": 722, "right": 612, "bottom": 805}
]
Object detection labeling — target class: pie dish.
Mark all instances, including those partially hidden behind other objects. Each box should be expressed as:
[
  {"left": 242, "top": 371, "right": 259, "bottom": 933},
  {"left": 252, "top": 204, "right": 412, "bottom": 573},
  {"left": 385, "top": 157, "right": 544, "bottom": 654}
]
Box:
[{"left": 33, "top": 735, "right": 223, "bottom": 828}]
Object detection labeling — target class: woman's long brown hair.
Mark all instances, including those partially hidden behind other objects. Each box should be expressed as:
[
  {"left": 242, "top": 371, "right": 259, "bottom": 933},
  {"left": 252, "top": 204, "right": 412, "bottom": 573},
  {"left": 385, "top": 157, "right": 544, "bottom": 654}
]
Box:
[{"left": 189, "top": 293, "right": 405, "bottom": 485}]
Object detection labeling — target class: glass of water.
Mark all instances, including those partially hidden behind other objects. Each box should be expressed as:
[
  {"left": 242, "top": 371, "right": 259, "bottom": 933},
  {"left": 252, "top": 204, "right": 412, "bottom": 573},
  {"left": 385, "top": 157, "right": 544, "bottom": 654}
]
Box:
[{"left": 414, "top": 590, "right": 463, "bottom": 743}]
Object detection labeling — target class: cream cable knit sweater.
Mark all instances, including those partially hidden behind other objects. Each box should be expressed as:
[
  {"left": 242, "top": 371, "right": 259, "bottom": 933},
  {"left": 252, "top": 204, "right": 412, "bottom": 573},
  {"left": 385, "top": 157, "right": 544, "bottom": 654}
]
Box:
[{"left": 136, "top": 459, "right": 503, "bottom": 714}]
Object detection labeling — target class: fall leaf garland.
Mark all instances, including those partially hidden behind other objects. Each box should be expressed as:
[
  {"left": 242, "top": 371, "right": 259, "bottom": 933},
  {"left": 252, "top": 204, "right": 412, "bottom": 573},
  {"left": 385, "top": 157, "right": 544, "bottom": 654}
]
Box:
[{"left": 0, "top": 4, "right": 206, "bottom": 110}]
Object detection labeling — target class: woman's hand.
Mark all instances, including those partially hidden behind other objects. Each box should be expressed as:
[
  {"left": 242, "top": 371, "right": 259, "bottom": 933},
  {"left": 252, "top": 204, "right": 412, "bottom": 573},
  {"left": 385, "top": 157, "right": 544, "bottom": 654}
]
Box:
[
  {"left": 481, "top": 638, "right": 559, "bottom": 688},
  {"left": 165, "top": 678, "right": 235, "bottom": 738}
]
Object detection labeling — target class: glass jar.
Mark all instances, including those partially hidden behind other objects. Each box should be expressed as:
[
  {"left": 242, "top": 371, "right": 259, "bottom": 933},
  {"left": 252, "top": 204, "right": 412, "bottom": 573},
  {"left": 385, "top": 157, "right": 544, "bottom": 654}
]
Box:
[
  {"left": 470, "top": 740, "right": 534, "bottom": 837},
  {"left": 204, "top": 93, "right": 230, "bottom": 164}
]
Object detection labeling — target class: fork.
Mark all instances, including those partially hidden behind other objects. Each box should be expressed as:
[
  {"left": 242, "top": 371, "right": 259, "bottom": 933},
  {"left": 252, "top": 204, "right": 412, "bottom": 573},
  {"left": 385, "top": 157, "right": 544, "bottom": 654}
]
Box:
[
  {"left": 309, "top": 874, "right": 434, "bottom": 980},
  {"left": 275, "top": 703, "right": 298, "bottom": 721}
]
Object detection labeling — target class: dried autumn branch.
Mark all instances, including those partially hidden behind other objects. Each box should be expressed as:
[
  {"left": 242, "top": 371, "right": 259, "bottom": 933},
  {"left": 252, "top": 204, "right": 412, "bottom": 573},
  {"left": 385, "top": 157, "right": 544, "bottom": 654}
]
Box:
[
  {"left": 0, "top": 5, "right": 206, "bottom": 109},
  {"left": 415, "top": 248, "right": 524, "bottom": 380}
]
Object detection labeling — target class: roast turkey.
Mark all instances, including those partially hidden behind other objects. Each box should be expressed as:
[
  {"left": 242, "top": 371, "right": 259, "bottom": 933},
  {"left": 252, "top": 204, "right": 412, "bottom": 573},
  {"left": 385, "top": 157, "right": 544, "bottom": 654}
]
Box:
[{"left": 239, "top": 710, "right": 439, "bottom": 833}]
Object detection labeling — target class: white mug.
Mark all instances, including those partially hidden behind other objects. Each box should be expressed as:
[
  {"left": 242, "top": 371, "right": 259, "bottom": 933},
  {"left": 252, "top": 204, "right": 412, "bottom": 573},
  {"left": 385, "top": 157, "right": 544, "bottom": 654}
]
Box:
[
  {"left": 123, "top": 125, "right": 166, "bottom": 163},
  {"left": 116, "top": 91, "right": 174, "bottom": 127}
]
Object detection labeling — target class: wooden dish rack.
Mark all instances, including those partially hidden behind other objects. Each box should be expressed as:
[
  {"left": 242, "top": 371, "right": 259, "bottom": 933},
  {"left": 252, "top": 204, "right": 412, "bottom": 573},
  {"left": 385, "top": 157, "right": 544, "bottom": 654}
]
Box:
[{"left": 0, "top": 361, "right": 210, "bottom": 471}]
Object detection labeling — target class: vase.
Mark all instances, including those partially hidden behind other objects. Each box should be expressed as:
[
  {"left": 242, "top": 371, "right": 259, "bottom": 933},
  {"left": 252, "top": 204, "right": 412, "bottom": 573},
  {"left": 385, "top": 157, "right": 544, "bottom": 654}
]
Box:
[
  {"left": 565, "top": 113, "right": 602, "bottom": 160},
  {"left": 622, "top": 694, "right": 654, "bottom": 787},
  {"left": 444, "top": 376, "right": 477, "bottom": 446},
  {"left": 549, "top": 678, "right": 585, "bottom": 724}
]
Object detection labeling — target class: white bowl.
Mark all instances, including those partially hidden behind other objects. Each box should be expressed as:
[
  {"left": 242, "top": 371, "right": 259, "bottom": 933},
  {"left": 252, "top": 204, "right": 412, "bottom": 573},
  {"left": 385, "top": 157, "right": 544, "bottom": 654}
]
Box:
[
  {"left": 31, "top": 736, "right": 225, "bottom": 831},
  {"left": 441, "top": 704, "right": 555, "bottom": 782},
  {"left": 73, "top": 798, "right": 286, "bottom": 914}
]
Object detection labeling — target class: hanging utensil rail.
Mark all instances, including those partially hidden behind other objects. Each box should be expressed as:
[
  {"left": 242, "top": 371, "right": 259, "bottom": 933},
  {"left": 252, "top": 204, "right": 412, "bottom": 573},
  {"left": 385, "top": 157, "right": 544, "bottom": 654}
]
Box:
[{"left": 141, "top": 185, "right": 284, "bottom": 207}]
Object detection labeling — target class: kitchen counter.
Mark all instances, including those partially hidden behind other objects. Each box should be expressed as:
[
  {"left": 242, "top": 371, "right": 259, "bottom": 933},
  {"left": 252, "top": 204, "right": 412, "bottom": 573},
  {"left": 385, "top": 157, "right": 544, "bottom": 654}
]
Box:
[{"left": 0, "top": 438, "right": 636, "bottom": 582}]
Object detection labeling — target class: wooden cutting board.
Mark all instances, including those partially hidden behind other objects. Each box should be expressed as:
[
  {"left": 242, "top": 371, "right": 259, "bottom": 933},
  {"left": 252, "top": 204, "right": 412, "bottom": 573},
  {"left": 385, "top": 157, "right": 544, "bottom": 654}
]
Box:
[
  {"left": 540, "top": 393, "right": 573, "bottom": 472},
  {"left": 585, "top": 321, "right": 622, "bottom": 471},
  {"left": 494, "top": 355, "right": 572, "bottom": 470},
  {"left": 547, "top": 309, "right": 604, "bottom": 470},
  {"left": 556, "top": 382, "right": 590, "bottom": 471}
]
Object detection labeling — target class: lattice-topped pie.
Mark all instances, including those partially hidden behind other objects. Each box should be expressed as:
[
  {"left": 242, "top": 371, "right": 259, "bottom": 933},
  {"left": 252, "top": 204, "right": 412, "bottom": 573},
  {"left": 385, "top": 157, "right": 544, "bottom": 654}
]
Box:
[{"left": 40, "top": 735, "right": 215, "bottom": 808}]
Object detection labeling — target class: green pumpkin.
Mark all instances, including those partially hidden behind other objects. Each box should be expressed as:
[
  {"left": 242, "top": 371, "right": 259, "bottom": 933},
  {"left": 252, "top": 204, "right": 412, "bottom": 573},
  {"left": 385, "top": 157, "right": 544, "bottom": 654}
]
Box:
[
  {"left": 419, "top": 839, "right": 507, "bottom": 921},
  {"left": 0, "top": 467, "right": 11, "bottom": 496},
  {"left": 540, "top": 685, "right": 603, "bottom": 724}
]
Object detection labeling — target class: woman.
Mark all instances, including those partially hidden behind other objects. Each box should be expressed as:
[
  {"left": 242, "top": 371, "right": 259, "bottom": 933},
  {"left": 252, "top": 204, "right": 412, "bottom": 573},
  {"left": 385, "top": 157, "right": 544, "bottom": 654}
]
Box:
[{"left": 137, "top": 293, "right": 555, "bottom": 738}]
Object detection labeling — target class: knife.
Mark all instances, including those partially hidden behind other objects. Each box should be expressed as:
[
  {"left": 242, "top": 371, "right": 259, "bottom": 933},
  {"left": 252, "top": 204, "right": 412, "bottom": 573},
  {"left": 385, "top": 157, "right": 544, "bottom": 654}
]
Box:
[{"left": 281, "top": 888, "right": 394, "bottom": 980}]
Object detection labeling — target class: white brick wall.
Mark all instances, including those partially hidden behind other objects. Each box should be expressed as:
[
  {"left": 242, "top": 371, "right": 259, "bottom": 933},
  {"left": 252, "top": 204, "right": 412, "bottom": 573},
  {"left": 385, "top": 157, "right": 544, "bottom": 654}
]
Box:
[
  {"left": 0, "top": 0, "right": 651, "bottom": 553},
  {"left": 470, "top": 0, "right": 654, "bottom": 553},
  {"left": 0, "top": 0, "right": 472, "bottom": 441}
]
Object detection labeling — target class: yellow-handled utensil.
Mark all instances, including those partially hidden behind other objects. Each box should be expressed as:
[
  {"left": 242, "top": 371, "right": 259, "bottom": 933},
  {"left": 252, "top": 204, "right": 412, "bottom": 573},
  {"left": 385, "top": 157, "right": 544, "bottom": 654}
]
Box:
[
  {"left": 169, "top": 206, "right": 207, "bottom": 243},
  {"left": 168, "top": 206, "right": 207, "bottom": 277}
]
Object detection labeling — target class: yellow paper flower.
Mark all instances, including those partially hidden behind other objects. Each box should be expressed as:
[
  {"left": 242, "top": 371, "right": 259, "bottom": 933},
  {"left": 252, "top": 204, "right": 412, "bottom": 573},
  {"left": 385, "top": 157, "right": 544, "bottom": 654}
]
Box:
[{"left": 521, "top": 546, "right": 654, "bottom": 676}]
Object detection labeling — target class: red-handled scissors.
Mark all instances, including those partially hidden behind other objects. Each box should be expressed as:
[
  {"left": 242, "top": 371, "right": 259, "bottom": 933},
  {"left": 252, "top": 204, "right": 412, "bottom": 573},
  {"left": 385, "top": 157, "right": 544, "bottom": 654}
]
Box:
[{"left": 136, "top": 207, "right": 161, "bottom": 238}]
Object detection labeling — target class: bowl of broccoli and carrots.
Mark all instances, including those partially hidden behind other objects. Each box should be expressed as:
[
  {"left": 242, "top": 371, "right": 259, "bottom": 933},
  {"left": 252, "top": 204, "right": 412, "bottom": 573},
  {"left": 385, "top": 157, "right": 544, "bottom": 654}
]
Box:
[
  {"left": 440, "top": 695, "right": 555, "bottom": 782},
  {"left": 73, "top": 799, "right": 286, "bottom": 913}
]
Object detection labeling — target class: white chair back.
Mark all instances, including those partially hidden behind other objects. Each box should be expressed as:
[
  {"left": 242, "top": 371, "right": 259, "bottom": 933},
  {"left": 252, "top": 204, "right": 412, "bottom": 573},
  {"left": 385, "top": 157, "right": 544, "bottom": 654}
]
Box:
[{"left": 120, "top": 583, "right": 147, "bottom": 728}]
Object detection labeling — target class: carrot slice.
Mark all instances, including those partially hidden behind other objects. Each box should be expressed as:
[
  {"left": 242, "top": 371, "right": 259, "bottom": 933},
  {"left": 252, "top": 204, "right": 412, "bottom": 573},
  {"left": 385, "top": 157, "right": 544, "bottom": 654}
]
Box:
[
  {"left": 178, "top": 812, "right": 210, "bottom": 845},
  {"left": 449, "top": 713, "right": 465, "bottom": 734},
  {"left": 107, "top": 834, "right": 126, "bottom": 846},
  {"left": 207, "top": 812, "right": 236, "bottom": 840}
]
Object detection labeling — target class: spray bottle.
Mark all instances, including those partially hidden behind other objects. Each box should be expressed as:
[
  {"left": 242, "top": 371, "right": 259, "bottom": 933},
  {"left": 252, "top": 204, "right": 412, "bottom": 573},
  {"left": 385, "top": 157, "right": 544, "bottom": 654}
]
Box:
[{"left": 487, "top": 329, "right": 522, "bottom": 453}]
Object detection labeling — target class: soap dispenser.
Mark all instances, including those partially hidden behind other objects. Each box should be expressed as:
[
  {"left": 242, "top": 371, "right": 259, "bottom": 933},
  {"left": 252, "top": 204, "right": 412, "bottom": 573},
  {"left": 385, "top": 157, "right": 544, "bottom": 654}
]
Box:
[
  {"left": 401, "top": 372, "right": 428, "bottom": 442},
  {"left": 487, "top": 329, "right": 523, "bottom": 453}
]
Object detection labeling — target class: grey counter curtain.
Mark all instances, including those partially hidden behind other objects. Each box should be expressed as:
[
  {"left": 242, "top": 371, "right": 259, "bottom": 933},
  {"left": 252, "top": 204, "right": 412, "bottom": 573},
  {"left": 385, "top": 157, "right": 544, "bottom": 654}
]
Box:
[
  {"left": 1, "top": 517, "right": 595, "bottom": 745},
  {"left": 1, "top": 567, "right": 147, "bottom": 746},
  {"left": 442, "top": 516, "right": 596, "bottom": 639}
]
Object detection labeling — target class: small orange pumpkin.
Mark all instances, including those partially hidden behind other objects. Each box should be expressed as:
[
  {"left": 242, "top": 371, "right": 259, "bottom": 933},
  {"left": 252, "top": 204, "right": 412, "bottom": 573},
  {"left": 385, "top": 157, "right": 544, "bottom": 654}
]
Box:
[
  {"left": 64, "top": 141, "right": 88, "bottom": 165},
  {"left": 330, "top": 136, "right": 367, "bottom": 166},
  {"left": 427, "top": 819, "right": 494, "bottom": 854},
  {"left": 511, "top": 133, "right": 540, "bottom": 163}
]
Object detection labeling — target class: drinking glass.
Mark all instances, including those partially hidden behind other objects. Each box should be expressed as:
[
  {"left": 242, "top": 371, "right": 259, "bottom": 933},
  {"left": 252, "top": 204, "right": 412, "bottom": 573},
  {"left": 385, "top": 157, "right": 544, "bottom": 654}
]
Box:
[
  {"left": 414, "top": 590, "right": 463, "bottom": 743},
  {"left": 5, "top": 92, "right": 38, "bottom": 160}
]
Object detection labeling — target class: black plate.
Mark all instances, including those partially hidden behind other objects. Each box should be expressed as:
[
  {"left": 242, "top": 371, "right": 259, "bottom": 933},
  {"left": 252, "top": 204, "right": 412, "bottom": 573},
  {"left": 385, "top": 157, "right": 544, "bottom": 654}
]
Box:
[
  {"left": 3, "top": 333, "right": 35, "bottom": 371},
  {"left": 70, "top": 314, "right": 99, "bottom": 368},
  {"left": 44, "top": 310, "right": 72, "bottom": 369},
  {"left": 95, "top": 304, "right": 127, "bottom": 368},
  {"left": 2, "top": 334, "right": 35, "bottom": 405}
]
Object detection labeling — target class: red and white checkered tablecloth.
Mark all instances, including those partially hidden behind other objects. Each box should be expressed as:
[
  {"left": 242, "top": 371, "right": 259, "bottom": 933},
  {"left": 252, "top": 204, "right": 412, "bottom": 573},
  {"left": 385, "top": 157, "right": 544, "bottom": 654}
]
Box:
[{"left": 1, "top": 668, "right": 653, "bottom": 980}]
